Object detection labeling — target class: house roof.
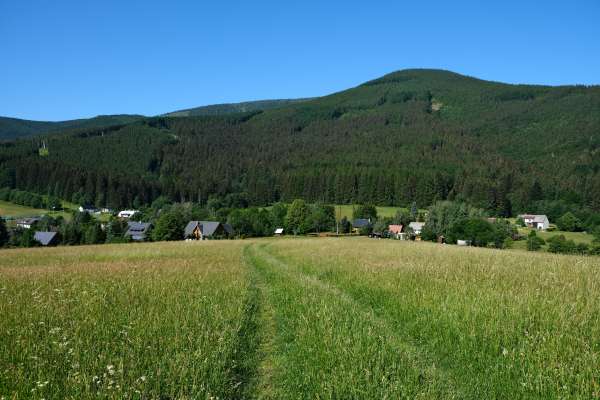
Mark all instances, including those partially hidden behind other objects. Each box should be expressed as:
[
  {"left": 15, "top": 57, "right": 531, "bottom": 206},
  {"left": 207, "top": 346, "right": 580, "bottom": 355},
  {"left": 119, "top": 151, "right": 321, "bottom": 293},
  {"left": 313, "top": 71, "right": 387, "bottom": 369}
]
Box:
[
  {"left": 34, "top": 231, "right": 57, "bottom": 246},
  {"left": 184, "top": 221, "right": 200, "bottom": 237},
  {"left": 17, "top": 217, "right": 41, "bottom": 225},
  {"left": 409, "top": 221, "right": 425, "bottom": 230},
  {"left": 388, "top": 224, "right": 403, "bottom": 234},
  {"left": 199, "top": 221, "right": 221, "bottom": 236},
  {"left": 125, "top": 221, "right": 151, "bottom": 240},
  {"left": 184, "top": 221, "right": 232, "bottom": 238},
  {"left": 518, "top": 214, "right": 549, "bottom": 223},
  {"left": 222, "top": 223, "right": 234, "bottom": 235},
  {"left": 352, "top": 218, "right": 371, "bottom": 228},
  {"left": 274, "top": 228, "right": 284, "bottom": 234}
]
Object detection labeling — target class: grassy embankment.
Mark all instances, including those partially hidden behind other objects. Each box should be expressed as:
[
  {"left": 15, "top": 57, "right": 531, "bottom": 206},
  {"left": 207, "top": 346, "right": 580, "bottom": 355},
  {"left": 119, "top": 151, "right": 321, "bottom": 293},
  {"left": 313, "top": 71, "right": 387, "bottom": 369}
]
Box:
[{"left": 1, "top": 238, "right": 599, "bottom": 398}]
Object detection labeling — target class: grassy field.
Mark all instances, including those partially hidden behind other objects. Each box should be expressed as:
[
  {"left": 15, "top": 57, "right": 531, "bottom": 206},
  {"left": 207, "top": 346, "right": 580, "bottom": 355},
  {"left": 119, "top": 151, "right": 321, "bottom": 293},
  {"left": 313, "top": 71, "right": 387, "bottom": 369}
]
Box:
[
  {"left": 1, "top": 238, "right": 599, "bottom": 398},
  {"left": 512, "top": 227, "right": 596, "bottom": 251},
  {"left": 0, "top": 200, "right": 72, "bottom": 220},
  {"left": 331, "top": 204, "right": 406, "bottom": 220}
]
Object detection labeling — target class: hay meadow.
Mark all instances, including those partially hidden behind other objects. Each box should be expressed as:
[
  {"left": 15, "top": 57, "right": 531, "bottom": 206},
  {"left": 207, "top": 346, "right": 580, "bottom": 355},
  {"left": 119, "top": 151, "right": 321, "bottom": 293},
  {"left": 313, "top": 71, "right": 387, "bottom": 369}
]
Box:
[{"left": 1, "top": 238, "right": 599, "bottom": 399}]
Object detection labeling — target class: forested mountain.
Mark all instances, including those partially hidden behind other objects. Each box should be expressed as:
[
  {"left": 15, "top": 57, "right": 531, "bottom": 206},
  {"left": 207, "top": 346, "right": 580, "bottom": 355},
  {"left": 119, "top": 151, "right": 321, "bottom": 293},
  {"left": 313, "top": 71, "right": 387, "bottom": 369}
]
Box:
[
  {"left": 164, "top": 98, "right": 312, "bottom": 117},
  {"left": 0, "top": 114, "right": 145, "bottom": 140},
  {"left": 1, "top": 69, "right": 599, "bottom": 214}
]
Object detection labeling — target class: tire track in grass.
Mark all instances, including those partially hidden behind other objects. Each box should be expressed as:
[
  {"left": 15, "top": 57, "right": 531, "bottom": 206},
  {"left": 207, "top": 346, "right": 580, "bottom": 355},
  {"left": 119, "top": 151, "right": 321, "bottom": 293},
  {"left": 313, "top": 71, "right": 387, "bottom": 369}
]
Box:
[
  {"left": 249, "top": 242, "right": 464, "bottom": 399},
  {"left": 239, "top": 244, "right": 278, "bottom": 399}
]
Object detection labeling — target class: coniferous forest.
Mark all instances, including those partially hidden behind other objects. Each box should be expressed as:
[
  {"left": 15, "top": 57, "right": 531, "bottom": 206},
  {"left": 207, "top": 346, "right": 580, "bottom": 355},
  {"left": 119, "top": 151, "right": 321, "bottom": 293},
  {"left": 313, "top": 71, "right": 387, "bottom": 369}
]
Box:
[{"left": 1, "top": 69, "right": 599, "bottom": 216}]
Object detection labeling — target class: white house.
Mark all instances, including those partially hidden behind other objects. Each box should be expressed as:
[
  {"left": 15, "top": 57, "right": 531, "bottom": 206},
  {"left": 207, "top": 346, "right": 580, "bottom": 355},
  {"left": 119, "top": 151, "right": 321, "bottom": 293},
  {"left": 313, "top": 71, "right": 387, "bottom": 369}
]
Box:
[
  {"left": 117, "top": 210, "right": 138, "bottom": 219},
  {"left": 274, "top": 228, "right": 284, "bottom": 236},
  {"left": 16, "top": 217, "right": 41, "bottom": 229},
  {"left": 518, "top": 214, "right": 550, "bottom": 230},
  {"left": 408, "top": 222, "right": 425, "bottom": 235}
]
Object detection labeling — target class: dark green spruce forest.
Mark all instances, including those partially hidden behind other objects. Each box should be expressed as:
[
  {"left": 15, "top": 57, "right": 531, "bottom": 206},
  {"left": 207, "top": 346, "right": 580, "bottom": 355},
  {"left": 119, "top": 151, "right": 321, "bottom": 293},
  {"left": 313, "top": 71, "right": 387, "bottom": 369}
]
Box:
[{"left": 1, "top": 69, "right": 599, "bottom": 216}]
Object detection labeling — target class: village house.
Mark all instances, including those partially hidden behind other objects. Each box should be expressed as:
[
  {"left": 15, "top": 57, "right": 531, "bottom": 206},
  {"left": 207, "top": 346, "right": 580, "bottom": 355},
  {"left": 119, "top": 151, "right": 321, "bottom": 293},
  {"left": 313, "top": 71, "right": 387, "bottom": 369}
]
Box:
[
  {"left": 518, "top": 214, "right": 550, "bottom": 230},
  {"left": 184, "top": 221, "right": 233, "bottom": 240},
  {"left": 388, "top": 224, "right": 407, "bottom": 240},
  {"left": 16, "top": 217, "right": 41, "bottom": 229},
  {"left": 118, "top": 210, "right": 138, "bottom": 219},
  {"left": 78, "top": 204, "right": 100, "bottom": 214},
  {"left": 408, "top": 221, "right": 425, "bottom": 237},
  {"left": 352, "top": 218, "right": 371, "bottom": 234},
  {"left": 124, "top": 221, "right": 152, "bottom": 241},
  {"left": 34, "top": 231, "right": 59, "bottom": 246}
]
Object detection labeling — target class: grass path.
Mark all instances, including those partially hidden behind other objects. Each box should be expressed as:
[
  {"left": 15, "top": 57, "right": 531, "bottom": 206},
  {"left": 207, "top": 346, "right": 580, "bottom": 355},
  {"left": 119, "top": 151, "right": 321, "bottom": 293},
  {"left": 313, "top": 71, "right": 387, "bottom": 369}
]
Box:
[{"left": 244, "top": 242, "right": 462, "bottom": 398}]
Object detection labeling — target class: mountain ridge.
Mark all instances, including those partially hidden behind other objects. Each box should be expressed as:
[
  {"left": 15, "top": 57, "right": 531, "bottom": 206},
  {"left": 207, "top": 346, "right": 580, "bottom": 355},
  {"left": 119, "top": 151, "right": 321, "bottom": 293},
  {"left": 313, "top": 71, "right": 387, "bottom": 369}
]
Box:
[{"left": 1, "top": 68, "right": 599, "bottom": 214}]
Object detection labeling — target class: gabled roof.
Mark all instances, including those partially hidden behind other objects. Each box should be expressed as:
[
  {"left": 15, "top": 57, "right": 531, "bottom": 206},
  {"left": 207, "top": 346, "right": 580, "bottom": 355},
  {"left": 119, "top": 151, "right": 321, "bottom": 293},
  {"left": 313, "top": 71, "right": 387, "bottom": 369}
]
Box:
[
  {"left": 184, "top": 221, "right": 232, "bottom": 238},
  {"left": 34, "top": 231, "right": 58, "bottom": 246},
  {"left": 199, "top": 221, "right": 221, "bottom": 236},
  {"left": 184, "top": 221, "right": 201, "bottom": 237},
  {"left": 222, "top": 223, "right": 234, "bottom": 235},
  {"left": 408, "top": 221, "right": 425, "bottom": 230},
  {"left": 352, "top": 218, "right": 371, "bottom": 228},
  {"left": 518, "top": 214, "right": 549, "bottom": 223},
  {"left": 125, "top": 221, "right": 152, "bottom": 240},
  {"left": 388, "top": 224, "right": 403, "bottom": 234}
]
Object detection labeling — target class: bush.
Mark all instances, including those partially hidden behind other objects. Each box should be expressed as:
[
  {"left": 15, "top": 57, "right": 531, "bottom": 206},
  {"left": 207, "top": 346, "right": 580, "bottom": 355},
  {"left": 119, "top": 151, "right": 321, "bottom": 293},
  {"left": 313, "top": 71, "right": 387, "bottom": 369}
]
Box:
[
  {"left": 526, "top": 230, "right": 545, "bottom": 251},
  {"left": 557, "top": 212, "right": 582, "bottom": 232},
  {"left": 547, "top": 235, "right": 576, "bottom": 254},
  {"left": 353, "top": 204, "right": 378, "bottom": 221}
]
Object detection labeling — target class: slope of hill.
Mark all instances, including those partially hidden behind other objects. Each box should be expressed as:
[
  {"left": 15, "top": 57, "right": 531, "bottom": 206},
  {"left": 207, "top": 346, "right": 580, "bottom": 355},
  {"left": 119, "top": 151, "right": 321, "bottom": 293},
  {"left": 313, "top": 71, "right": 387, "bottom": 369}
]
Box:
[
  {"left": 0, "top": 114, "right": 145, "bottom": 140},
  {"left": 164, "top": 98, "right": 312, "bottom": 117},
  {"left": 1, "top": 69, "right": 599, "bottom": 214}
]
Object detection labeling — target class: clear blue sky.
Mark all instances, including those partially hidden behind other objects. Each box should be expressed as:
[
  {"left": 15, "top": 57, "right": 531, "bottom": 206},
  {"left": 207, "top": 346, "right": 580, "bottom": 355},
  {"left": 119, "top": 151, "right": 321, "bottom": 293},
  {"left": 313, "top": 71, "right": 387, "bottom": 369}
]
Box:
[{"left": 1, "top": 0, "right": 599, "bottom": 121}]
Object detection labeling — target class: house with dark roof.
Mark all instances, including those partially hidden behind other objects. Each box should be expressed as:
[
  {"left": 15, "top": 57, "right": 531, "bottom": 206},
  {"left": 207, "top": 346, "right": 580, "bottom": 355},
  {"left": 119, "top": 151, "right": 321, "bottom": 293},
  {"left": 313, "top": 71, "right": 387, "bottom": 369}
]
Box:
[
  {"left": 124, "top": 221, "right": 152, "bottom": 241},
  {"left": 352, "top": 218, "right": 372, "bottom": 234},
  {"left": 34, "top": 231, "right": 59, "bottom": 246},
  {"left": 184, "top": 221, "right": 233, "bottom": 240}
]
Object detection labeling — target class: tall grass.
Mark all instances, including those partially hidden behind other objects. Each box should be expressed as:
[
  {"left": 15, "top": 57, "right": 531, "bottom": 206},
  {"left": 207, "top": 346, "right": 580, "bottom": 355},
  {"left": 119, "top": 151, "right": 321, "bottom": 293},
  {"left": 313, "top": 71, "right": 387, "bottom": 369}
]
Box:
[
  {"left": 264, "top": 238, "right": 600, "bottom": 398},
  {"left": 1, "top": 238, "right": 599, "bottom": 398},
  {"left": 0, "top": 241, "right": 253, "bottom": 399}
]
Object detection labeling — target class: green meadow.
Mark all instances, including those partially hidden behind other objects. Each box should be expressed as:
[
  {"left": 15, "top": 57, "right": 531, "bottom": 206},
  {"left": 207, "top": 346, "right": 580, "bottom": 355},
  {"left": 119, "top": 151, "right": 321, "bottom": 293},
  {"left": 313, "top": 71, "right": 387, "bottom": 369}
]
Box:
[{"left": 1, "top": 238, "right": 599, "bottom": 399}]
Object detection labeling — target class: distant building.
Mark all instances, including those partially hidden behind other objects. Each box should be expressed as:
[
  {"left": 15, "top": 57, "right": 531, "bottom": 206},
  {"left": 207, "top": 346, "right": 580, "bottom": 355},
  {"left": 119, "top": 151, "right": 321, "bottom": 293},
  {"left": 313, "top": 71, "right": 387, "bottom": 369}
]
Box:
[
  {"left": 118, "top": 210, "right": 138, "bottom": 219},
  {"left": 408, "top": 222, "right": 425, "bottom": 236},
  {"left": 79, "top": 205, "right": 100, "bottom": 214},
  {"left": 124, "top": 221, "right": 152, "bottom": 241},
  {"left": 16, "top": 217, "right": 41, "bottom": 229},
  {"left": 388, "top": 224, "right": 407, "bottom": 240},
  {"left": 274, "top": 228, "right": 284, "bottom": 236},
  {"left": 352, "top": 219, "right": 371, "bottom": 233},
  {"left": 518, "top": 214, "right": 550, "bottom": 230},
  {"left": 34, "top": 231, "right": 58, "bottom": 246},
  {"left": 184, "top": 221, "right": 233, "bottom": 240}
]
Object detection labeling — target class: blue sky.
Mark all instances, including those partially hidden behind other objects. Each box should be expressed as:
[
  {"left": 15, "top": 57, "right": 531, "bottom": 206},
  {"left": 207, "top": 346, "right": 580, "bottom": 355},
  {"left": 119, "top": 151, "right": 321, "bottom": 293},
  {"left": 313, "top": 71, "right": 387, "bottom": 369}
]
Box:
[{"left": 1, "top": 0, "right": 599, "bottom": 121}]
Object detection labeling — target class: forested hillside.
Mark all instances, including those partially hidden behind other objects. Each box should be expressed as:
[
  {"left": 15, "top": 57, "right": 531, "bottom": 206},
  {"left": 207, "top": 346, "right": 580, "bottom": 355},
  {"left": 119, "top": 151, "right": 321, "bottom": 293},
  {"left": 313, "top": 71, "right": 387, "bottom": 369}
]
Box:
[
  {"left": 1, "top": 69, "right": 599, "bottom": 214},
  {"left": 164, "top": 98, "right": 311, "bottom": 117},
  {"left": 0, "top": 114, "right": 145, "bottom": 140}
]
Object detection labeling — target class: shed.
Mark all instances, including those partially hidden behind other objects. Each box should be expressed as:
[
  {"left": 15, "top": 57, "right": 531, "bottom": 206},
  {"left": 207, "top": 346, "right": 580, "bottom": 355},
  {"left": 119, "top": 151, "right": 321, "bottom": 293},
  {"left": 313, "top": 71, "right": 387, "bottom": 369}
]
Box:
[{"left": 274, "top": 228, "right": 284, "bottom": 236}]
